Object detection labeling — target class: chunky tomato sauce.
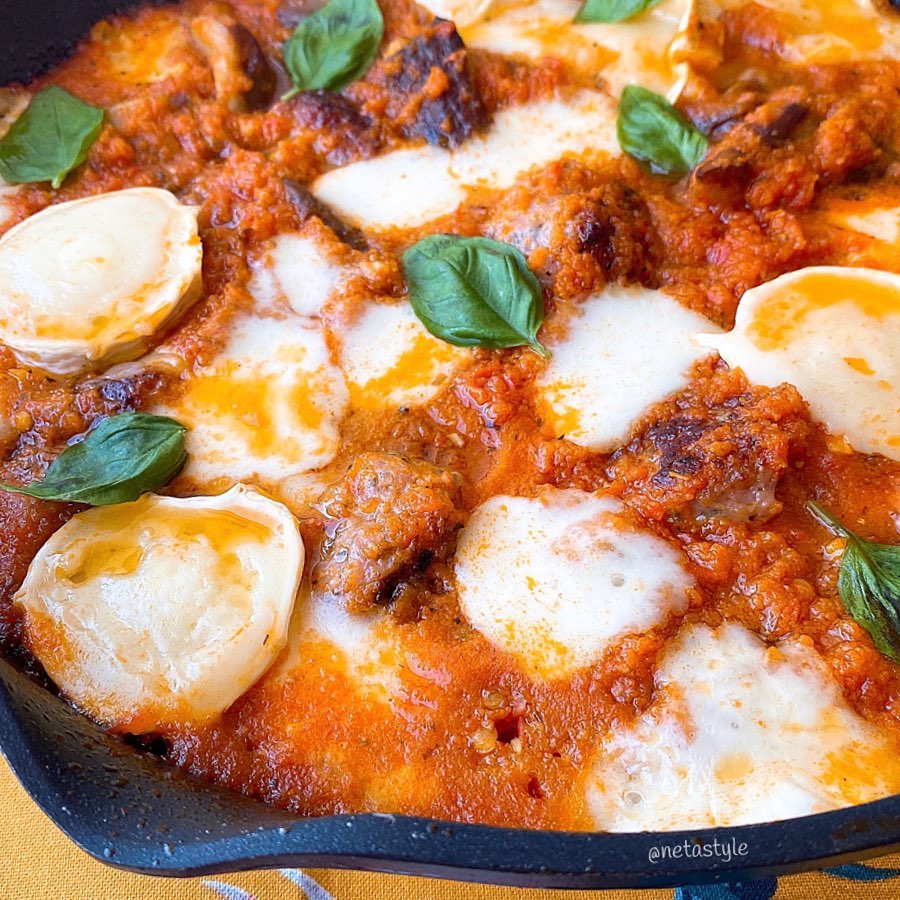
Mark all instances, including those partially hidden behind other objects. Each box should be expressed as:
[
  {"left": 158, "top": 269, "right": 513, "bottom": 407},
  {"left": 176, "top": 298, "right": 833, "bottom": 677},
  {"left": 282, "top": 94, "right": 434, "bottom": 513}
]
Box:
[{"left": 0, "top": 0, "right": 899, "bottom": 829}]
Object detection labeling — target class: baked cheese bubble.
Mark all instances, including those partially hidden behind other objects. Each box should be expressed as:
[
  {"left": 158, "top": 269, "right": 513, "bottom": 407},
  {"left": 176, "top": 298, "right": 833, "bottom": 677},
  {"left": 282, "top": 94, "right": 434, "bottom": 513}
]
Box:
[
  {"left": 537, "top": 286, "right": 717, "bottom": 452},
  {"left": 335, "top": 302, "right": 467, "bottom": 411},
  {"left": 154, "top": 314, "right": 349, "bottom": 487},
  {"left": 586, "top": 623, "right": 900, "bottom": 830},
  {"left": 0, "top": 188, "right": 202, "bottom": 375},
  {"left": 311, "top": 91, "right": 618, "bottom": 231},
  {"left": 419, "top": 0, "right": 695, "bottom": 98},
  {"left": 698, "top": 266, "right": 900, "bottom": 461},
  {"left": 455, "top": 489, "right": 692, "bottom": 680},
  {"left": 14, "top": 485, "right": 304, "bottom": 731}
]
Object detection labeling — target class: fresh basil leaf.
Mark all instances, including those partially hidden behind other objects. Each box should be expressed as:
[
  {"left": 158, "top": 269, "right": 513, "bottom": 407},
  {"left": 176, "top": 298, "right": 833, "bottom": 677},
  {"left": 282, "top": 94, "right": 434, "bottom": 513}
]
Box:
[
  {"left": 0, "top": 86, "right": 103, "bottom": 189},
  {"left": 402, "top": 234, "right": 549, "bottom": 357},
  {"left": 1, "top": 413, "right": 187, "bottom": 506},
  {"left": 282, "top": 0, "right": 384, "bottom": 98},
  {"left": 809, "top": 502, "right": 900, "bottom": 663},
  {"left": 575, "top": 0, "right": 663, "bottom": 23},
  {"left": 617, "top": 84, "right": 709, "bottom": 175}
]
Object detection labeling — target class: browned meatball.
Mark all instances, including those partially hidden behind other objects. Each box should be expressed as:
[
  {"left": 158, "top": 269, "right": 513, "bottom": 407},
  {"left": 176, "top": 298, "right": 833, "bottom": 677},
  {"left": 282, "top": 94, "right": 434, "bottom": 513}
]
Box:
[
  {"left": 310, "top": 453, "right": 465, "bottom": 613},
  {"left": 373, "top": 18, "right": 487, "bottom": 148}
]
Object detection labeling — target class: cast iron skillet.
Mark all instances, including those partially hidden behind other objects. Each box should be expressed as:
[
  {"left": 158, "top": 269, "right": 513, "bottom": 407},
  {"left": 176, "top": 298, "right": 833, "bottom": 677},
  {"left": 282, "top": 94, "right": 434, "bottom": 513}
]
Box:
[{"left": 2, "top": 2, "right": 900, "bottom": 889}]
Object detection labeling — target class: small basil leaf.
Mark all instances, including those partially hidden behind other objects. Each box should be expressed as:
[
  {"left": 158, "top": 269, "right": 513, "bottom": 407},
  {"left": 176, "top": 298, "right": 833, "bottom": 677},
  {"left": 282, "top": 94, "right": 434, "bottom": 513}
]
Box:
[
  {"left": 0, "top": 86, "right": 104, "bottom": 189},
  {"left": 402, "top": 234, "right": 549, "bottom": 357},
  {"left": 617, "top": 84, "right": 709, "bottom": 175},
  {"left": 575, "top": 0, "right": 664, "bottom": 24},
  {"left": 809, "top": 502, "right": 900, "bottom": 664},
  {"left": 282, "top": 0, "right": 384, "bottom": 98},
  {"left": 1, "top": 413, "right": 187, "bottom": 506}
]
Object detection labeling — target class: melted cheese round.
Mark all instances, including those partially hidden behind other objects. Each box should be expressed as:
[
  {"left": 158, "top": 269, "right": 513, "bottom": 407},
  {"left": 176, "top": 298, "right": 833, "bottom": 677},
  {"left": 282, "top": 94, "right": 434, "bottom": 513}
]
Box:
[
  {"left": 587, "top": 623, "right": 900, "bottom": 830},
  {"left": 708, "top": 0, "right": 900, "bottom": 65},
  {"left": 0, "top": 188, "right": 202, "bottom": 375},
  {"left": 14, "top": 485, "right": 303, "bottom": 731},
  {"left": 249, "top": 232, "right": 347, "bottom": 318},
  {"left": 336, "top": 302, "right": 467, "bottom": 410},
  {"left": 155, "top": 314, "right": 349, "bottom": 487},
  {"left": 699, "top": 266, "right": 900, "bottom": 461},
  {"left": 455, "top": 489, "right": 692, "bottom": 679},
  {"left": 312, "top": 92, "right": 618, "bottom": 231},
  {"left": 421, "top": 0, "right": 694, "bottom": 97},
  {"left": 537, "top": 286, "right": 717, "bottom": 452}
]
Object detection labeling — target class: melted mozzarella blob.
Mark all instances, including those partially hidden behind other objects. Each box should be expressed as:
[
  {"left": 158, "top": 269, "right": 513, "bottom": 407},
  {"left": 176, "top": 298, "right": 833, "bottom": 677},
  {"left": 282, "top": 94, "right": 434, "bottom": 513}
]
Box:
[
  {"left": 537, "top": 286, "right": 717, "bottom": 452},
  {"left": 421, "top": 0, "right": 694, "bottom": 97},
  {"left": 455, "top": 489, "right": 692, "bottom": 679},
  {"left": 155, "top": 314, "right": 349, "bottom": 487},
  {"left": 706, "top": 0, "right": 900, "bottom": 65},
  {"left": 15, "top": 485, "right": 303, "bottom": 731},
  {"left": 823, "top": 199, "right": 900, "bottom": 270},
  {"left": 312, "top": 92, "right": 618, "bottom": 230},
  {"left": 271, "top": 588, "right": 403, "bottom": 703},
  {"left": 0, "top": 188, "right": 202, "bottom": 375},
  {"left": 249, "top": 233, "right": 347, "bottom": 318},
  {"left": 699, "top": 267, "right": 900, "bottom": 461},
  {"left": 336, "top": 302, "right": 467, "bottom": 410},
  {"left": 586, "top": 623, "right": 900, "bottom": 831}
]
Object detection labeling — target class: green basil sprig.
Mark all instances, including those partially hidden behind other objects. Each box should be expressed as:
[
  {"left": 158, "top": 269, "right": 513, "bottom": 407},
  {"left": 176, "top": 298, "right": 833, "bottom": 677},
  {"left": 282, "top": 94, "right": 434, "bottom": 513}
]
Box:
[
  {"left": 0, "top": 86, "right": 103, "bottom": 189},
  {"left": 809, "top": 502, "right": 900, "bottom": 664},
  {"left": 402, "top": 234, "right": 549, "bottom": 357},
  {"left": 575, "top": 0, "right": 664, "bottom": 23},
  {"left": 282, "top": 0, "right": 384, "bottom": 99},
  {"left": 1, "top": 413, "right": 187, "bottom": 506},
  {"left": 617, "top": 85, "right": 708, "bottom": 175}
]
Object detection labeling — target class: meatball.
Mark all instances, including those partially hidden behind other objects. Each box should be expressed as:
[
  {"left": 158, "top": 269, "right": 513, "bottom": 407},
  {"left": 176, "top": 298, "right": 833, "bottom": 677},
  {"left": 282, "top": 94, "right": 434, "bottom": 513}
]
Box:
[
  {"left": 610, "top": 368, "right": 810, "bottom": 526},
  {"left": 486, "top": 169, "right": 659, "bottom": 298},
  {"left": 374, "top": 18, "right": 487, "bottom": 148},
  {"left": 310, "top": 453, "right": 466, "bottom": 613}
]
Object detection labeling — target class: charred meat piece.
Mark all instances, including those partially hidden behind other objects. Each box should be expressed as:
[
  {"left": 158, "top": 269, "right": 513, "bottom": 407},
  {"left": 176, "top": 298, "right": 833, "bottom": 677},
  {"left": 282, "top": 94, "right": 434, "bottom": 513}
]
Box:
[
  {"left": 376, "top": 19, "right": 487, "bottom": 148},
  {"left": 487, "top": 172, "right": 659, "bottom": 295},
  {"left": 286, "top": 90, "right": 381, "bottom": 167},
  {"left": 571, "top": 182, "right": 658, "bottom": 285},
  {"left": 191, "top": 15, "right": 276, "bottom": 112},
  {"left": 311, "top": 453, "right": 466, "bottom": 613},
  {"left": 611, "top": 373, "right": 809, "bottom": 526},
  {"left": 282, "top": 178, "right": 369, "bottom": 250},
  {"left": 693, "top": 87, "right": 810, "bottom": 184}
]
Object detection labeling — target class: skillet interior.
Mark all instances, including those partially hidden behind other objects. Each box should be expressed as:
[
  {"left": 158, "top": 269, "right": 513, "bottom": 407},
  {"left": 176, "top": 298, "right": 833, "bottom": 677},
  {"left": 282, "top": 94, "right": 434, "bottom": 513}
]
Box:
[{"left": 0, "top": 1, "right": 899, "bottom": 889}]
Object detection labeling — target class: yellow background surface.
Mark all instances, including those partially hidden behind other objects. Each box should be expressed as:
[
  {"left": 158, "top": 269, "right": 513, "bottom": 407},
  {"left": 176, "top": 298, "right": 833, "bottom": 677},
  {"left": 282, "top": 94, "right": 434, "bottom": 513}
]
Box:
[{"left": 1, "top": 757, "right": 899, "bottom": 900}]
